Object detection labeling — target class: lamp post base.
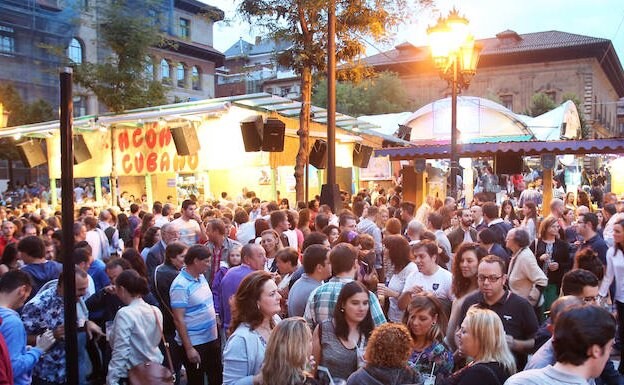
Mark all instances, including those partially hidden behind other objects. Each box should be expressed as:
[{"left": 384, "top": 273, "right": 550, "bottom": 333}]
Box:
[{"left": 319, "top": 183, "right": 342, "bottom": 213}]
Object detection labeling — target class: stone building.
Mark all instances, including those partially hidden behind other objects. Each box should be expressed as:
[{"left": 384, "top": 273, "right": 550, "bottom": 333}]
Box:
[{"left": 361, "top": 30, "right": 624, "bottom": 138}]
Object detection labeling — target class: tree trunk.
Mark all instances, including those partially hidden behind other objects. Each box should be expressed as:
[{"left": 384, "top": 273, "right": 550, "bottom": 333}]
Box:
[{"left": 295, "top": 67, "right": 312, "bottom": 203}]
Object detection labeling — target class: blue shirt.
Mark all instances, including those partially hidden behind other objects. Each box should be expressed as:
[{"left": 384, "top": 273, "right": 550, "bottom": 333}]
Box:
[
  {"left": 170, "top": 268, "right": 218, "bottom": 346},
  {"left": 219, "top": 264, "right": 255, "bottom": 332},
  {"left": 0, "top": 307, "right": 43, "bottom": 385}
]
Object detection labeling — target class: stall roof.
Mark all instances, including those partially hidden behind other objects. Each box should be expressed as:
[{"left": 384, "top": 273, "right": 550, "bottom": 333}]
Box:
[
  {"left": 375, "top": 138, "right": 624, "bottom": 160},
  {"left": 0, "top": 92, "right": 411, "bottom": 147}
]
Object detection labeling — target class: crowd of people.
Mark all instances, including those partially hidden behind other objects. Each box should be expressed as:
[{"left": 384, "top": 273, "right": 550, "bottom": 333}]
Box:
[{"left": 0, "top": 180, "right": 621, "bottom": 385}]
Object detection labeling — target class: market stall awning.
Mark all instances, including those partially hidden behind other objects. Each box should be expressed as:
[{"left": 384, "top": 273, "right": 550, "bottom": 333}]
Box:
[{"left": 375, "top": 138, "right": 624, "bottom": 160}]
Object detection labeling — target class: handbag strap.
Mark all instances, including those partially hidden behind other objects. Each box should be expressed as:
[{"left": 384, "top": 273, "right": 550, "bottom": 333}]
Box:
[
  {"left": 151, "top": 307, "right": 174, "bottom": 375},
  {"left": 154, "top": 265, "right": 176, "bottom": 320}
]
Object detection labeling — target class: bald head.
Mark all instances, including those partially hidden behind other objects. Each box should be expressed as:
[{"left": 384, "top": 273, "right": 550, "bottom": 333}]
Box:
[{"left": 550, "top": 295, "right": 584, "bottom": 325}]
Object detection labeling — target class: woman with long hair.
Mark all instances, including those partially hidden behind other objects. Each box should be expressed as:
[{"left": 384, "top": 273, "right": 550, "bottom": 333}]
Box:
[
  {"left": 520, "top": 201, "right": 538, "bottom": 243},
  {"left": 260, "top": 229, "right": 283, "bottom": 273},
  {"left": 599, "top": 219, "right": 624, "bottom": 372},
  {"left": 117, "top": 213, "right": 132, "bottom": 249},
  {"left": 530, "top": 216, "right": 570, "bottom": 311},
  {"left": 377, "top": 234, "right": 417, "bottom": 322},
  {"left": 565, "top": 191, "right": 577, "bottom": 211},
  {"left": 577, "top": 190, "right": 593, "bottom": 212},
  {"left": 255, "top": 317, "right": 317, "bottom": 385},
  {"left": 500, "top": 200, "right": 519, "bottom": 226},
  {"left": 121, "top": 248, "right": 148, "bottom": 278},
  {"left": 376, "top": 207, "right": 390, "bottom": 231},
  {"left": 447, "top": 243, "right": 486, "bottom": 350},
  {"left": 404, "top": 293, "right": 453, "bottom": 382},
  {"left": 133, "top": 213, "right": 154, "bottom": 250},
  {"left": 223, "top": 271, "right": 281, "bottom": 385},
  {"left": 346, "top": 323, "right": 420, "bottom": 385},
  {"left": 107, "top": 269, "right": 164, "bottom": 385},
  {"left": 140, "top": 226, "right": 160, "bottom": 260},
  {"left": 312, "top": 281, "right": 374, "bottom": 382},
  {"left": 441, "top": 307, "right": 516, "bottom": 385},
  {"left": 297, "top": 208, "right": 312, "bottom": 239}
]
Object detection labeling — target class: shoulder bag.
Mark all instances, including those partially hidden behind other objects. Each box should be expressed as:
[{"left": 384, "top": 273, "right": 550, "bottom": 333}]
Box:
[{"left": 128, "top": 307, "right": 175, "bottom": 385}]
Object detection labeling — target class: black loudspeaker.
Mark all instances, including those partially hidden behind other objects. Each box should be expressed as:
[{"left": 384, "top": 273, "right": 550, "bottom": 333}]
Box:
[
  {"left": 353, "top": 143, "right": 373, "bottom": 168},
  {"left": 309, "top": 139, "right": 327, "bottom": 169},
  {"left": 262, "top": 118, "right": 285, "bottom": 152},
  {"left": 73, "top": 135, "right": 92, "bottom": 164},
  {"left": 240, "top": 115, "right": 263, "bottom": 152},
  {"left": 495, "top": 153, "right": 523, "bottom": 174},
  {"left": 170, "top": 122, "right": 200, "bottom": 156},
  {"left": 17, "top": 140, "right": 47, "bottom": 168}
]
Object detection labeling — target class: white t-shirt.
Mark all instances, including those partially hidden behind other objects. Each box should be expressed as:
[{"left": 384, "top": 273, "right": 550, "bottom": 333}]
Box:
[
  {"left": 403, "top": 267, "right": 453, "bottom": 302},
  {"left": 387, "top": 262, "right": 418, "bottom": 322},
  {"left": 171, "top": 217, "right": 200, "bottom": 247}
]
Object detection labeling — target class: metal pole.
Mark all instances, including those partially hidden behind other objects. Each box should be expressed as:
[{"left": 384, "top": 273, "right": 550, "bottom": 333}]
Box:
[
  {"left": 319, "top": 0, "right": 342, "bottom": 212},
  {"left": 450, "top": 59, "right": 458, "bottom": 200},
  {"left": 60, "top": 67, "right": 78, "bottom": 385}
]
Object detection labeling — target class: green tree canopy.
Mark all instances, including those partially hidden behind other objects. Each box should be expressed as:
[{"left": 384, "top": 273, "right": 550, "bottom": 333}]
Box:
[
  {"left": 312, "top": 71, "right": 417, "bottom": 116},
  {"left": 73, "top": 0, "right": 168, "bottom": 113},
  {"left": 527, "top": 92, "right": 556, "bottom": 117}
]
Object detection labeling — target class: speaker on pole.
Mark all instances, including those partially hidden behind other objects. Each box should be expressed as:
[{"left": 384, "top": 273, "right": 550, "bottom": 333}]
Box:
[
  {"left": 170, "top": 121, "right": 200, "bottom": 156},
  {"left": 352, "top": 143, "right": 373, "bottom": 168},
  {"left": 240, "top": 115, "right": 263, "bottom": 152},
  {"left": 17, "top": 140, "right": 47, "bottom": 168},
  {"left": 309, "top": 139, "right": 327, "bottom": 169},
  {"left": 73, "top": 135, "right": 92, "bottom": 164},
  {"left": 262, "top": 117, "right": 285, "bottom": 152}
]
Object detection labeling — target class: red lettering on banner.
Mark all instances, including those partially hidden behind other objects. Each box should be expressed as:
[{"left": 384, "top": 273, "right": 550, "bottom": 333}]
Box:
[
  {"left": 146, "top": 152, "right": 157, "bottom": 172},
  {"left": 132, "top": 129, "right": 143, "bottom": 148},
  {"left": 159, "top": 128, "right": 172, "bottom": 147},
  {"left": 118, "top": 131, "right": 130, "bottom": 152},
  {"left": 160, "top": 152, "right": 170, "bottom": 172},
  {"left": 122, "top": 154, "right": 132, "bottom": 174},
  {"left": 145, "top": 129, "right": 157, "bottom": 149},
  {"left": 134, "top": 153, "right": 145, "bottom": 173}
]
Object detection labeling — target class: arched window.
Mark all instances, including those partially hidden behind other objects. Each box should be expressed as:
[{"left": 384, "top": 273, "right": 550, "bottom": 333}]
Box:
[
  {"left": 68, "top": 38, "right": 83, "bottom": 64},
  {"left": 177, "top": 63, "right": 186, "bottom": 88},
  {"left": 161, "top": 59, "right": 171, "bottom": 84},
  {"left": 144, "top": 56, "right": 154, "bottom": 80},
  {"left": 191, "top": 66, "right": 200, "bottom": 90}
]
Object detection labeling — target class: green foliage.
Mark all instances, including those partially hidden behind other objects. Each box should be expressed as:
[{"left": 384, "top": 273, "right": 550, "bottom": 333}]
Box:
[
  {"left": 0, "top": 84, "right": 55, "bottom": 160},
  {"left": 73, "top": 0, "right": 168, "bottom": 112},
  {"left": 312, "top": 71, "right": 417, "bottom": 116},
  {"left": 526, "top": 92, "right": 556, "bottom": 117},
  {"left": 0, "top": 84, "right": 55, "bottom": 126},
  {"left": 561, "top": 92, "right": 590, "bottom": 139}
]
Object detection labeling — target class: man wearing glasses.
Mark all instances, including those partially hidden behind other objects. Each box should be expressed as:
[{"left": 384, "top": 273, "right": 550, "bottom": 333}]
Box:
[{"left": 457, "top": 255, "right": 539, "bottom": 369}]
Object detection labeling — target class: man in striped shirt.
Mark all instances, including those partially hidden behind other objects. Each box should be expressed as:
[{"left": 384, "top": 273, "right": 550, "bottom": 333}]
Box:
[{"left": 170, "top": 245, "right": 221, "bottom": 385}]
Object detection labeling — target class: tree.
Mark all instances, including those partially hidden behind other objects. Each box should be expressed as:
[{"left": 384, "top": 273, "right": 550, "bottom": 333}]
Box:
[
  {"left": 0, "top": 84, "right": 56, "bottom": 181},
  {"left": 73, "top": 0, "right": 168, "bottom": 113},
  {"left": 561, "top": 93, "right": 590, "bottom": 139},
  {"left": 526, "top": 92, "right": 556, "bottom": 117},
  {"left": 238, "top": 0, "right": 429, "bottom": 202},
  {"left": 312, "top": 71, "right": 417, "bottom": 116}
]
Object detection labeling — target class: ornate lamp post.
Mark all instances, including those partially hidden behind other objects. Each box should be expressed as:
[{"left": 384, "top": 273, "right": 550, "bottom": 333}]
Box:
[{"left": 427, "top": 9, "right": 482, "bottom": 200}]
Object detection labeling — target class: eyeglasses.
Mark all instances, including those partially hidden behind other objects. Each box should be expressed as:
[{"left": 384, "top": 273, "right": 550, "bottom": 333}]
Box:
[
  {"left": 583, "top": 295, "right": 600, "bottom": 304},
  {"left": 477, "top": 275, "right": 503, "bottom": 283}
]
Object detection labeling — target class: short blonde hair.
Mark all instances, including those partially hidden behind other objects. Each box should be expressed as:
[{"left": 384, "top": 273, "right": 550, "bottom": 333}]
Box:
[
  {"left": 464, "top": 306, "right": 516, "bottom": 375},
  {"left": 260, "top": 317, "right": 311, "bottom": 385}
]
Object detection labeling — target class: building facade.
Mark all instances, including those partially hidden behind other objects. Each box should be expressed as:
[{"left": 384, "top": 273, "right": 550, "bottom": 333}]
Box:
[
  {"left": 362, "top": 30, "right": 624, "bottom": 138},
  {"left": 216, "top": 37, "right": 301, "bottom": 99}
]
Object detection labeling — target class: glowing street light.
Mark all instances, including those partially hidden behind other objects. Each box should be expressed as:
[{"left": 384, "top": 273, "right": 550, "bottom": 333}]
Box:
[{"left": 427, "top": 8, "right": 482, "bottom": 200}]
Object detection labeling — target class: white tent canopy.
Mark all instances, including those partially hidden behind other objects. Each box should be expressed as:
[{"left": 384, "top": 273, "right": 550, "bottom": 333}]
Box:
[{"left": 517, "top": 100, "right": 581, "bottom": 140}]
